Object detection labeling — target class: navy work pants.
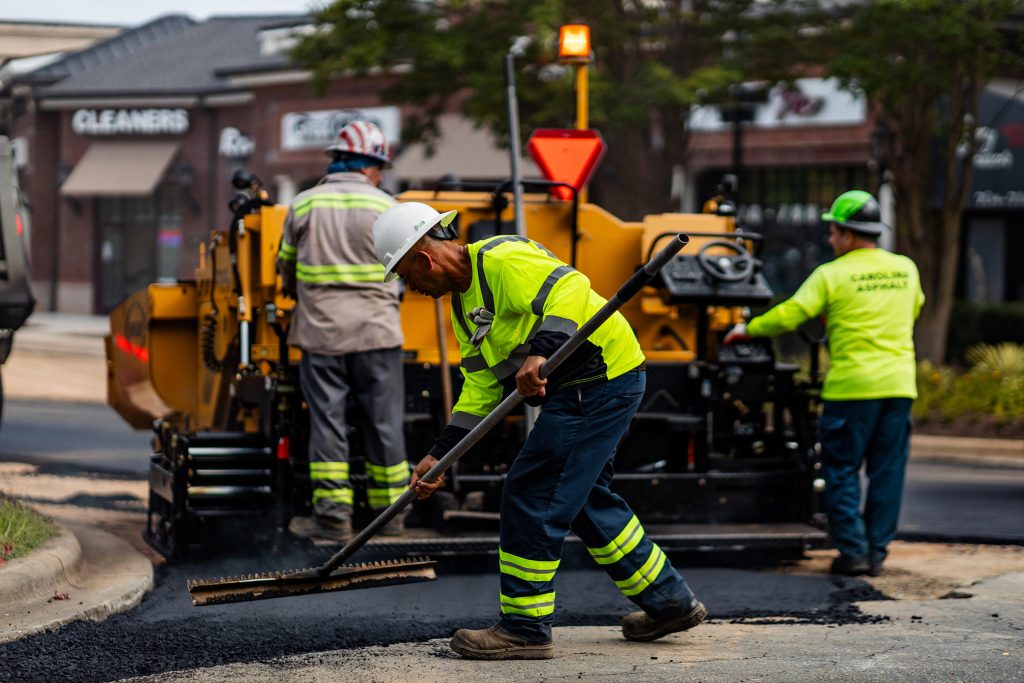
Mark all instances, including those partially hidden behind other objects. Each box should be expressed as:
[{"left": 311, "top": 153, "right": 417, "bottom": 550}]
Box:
[
  {"left": 820, "top": 398, "right": 913, "bottom": 565},
  {"left": 498, "top": 369, "right": 699, "bottom": 642}
]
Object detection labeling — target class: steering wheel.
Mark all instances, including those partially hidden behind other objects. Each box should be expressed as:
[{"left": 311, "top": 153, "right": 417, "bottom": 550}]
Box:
[{"left": 696, "top": 240, "right": 755, "bottom": 283}]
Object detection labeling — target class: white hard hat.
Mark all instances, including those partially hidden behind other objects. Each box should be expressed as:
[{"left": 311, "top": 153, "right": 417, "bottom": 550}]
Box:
[
  {"left": 373, "top": 202, "right": 458, "bottom": 282},
  {"left": 324, "top": 119, "right": 392, "bottom": 166}
]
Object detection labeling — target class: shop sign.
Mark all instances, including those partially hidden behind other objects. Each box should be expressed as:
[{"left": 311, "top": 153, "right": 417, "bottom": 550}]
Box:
[
  {"left": 968, "top": 86, "right": 1024, "bottom": 210},
  {"left": 72, "top": 108, "right": 190, "bottom": 136},
  {"left": 688, "top": 78, "right": 865, "bottom": 131},
  {"left": 280, "top": 107, "right": 400, "bottom": 151},
  {"left": 219, "top": 127, "right": 255, "bottom": 159}
]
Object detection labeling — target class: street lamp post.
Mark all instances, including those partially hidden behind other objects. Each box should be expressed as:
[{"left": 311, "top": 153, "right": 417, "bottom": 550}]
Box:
[{"left": 558, "top": 24, "right": 593, "bottom": 202}]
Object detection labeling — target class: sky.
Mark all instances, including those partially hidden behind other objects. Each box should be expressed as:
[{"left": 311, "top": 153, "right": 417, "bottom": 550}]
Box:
[{"left": 2, "top": 1, "right": 321, "bottom": 26}]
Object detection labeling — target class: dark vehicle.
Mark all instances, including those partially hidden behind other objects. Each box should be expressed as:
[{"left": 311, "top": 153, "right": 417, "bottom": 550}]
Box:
[{"left": 0, "top": 136, "right": 36, "bottom": 425}]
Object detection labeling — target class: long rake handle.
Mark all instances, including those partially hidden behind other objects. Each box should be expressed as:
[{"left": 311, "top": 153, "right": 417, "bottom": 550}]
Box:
[{"left": 318, "top": 234, "right": 688, "bottom": 575}]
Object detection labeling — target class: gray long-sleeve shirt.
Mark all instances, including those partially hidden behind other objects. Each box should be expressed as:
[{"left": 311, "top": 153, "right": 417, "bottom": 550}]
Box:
[{"left": 276, "top": 172, "right": 402, "bottom": 355}]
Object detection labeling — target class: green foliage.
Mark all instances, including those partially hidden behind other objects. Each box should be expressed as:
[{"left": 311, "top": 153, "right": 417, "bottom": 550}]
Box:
[
  {"left": 0, "top": 495, "right": 57, "bottom": 563},
  {"left": 914, "top": 343, "right": 1024, "bottom": 422},
  {"left": 823, "top": 0, "right": 1022, "bottom": 362},
  {"left": 292, "top": 0, "right": 758, "bottom": 216},
  {"left": 946, "top": 300, "right": 1024, "bottom": 364},
  {"left": 828, "top": 0, "right": 1016, "bottom": 116}
]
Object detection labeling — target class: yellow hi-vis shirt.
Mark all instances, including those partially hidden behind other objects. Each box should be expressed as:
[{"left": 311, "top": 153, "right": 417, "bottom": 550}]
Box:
[
  {"left": 446, "top": 235, "right": 646, "bottom": 431},
  {"left": 747, "top": 247, "right": 925, "bottom": 401}
]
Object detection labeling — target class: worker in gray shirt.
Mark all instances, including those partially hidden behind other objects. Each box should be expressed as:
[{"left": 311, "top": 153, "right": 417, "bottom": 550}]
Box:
[{"left": 277, "top": 119, "right": 407, "bottom": 542}]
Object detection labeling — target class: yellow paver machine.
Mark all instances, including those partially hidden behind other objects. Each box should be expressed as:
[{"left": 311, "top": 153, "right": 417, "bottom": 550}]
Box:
[{"left": 107, "top": 168, "right": 827, "bottom": 561}]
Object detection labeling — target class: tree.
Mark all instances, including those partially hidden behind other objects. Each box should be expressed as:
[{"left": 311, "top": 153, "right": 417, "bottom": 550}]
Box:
[
  {"left": 292, "top": 0, "right": 749, "bottom": 219},
  {"left": 825, "top": 0, "right": 1021, "bottom": 362}
]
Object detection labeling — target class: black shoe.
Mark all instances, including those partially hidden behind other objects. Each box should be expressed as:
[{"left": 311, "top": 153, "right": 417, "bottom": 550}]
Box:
[
  {"left": 868, "top": 561, "right": 884, "bottom": 577},
  {"left": 830, "top": 554, "right": 871, "bottom": 576}
]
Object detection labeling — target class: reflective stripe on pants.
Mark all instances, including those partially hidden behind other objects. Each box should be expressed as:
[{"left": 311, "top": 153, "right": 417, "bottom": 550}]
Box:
[
  {"left": 497, "top": 370, "right": 697, "bottom": 643},
  {"left": 300, "top": 347, "right": 406, "bottom": 522}
]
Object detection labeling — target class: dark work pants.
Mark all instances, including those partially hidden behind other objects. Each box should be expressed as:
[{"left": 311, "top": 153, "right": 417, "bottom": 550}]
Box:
[
  {"left": 299, "top": 347, "right": 408, "bottom": 521},
  {"left": 820, "top": 398, "right": 913, "bottom": 565},
  {"left": 498, "top": 370, "right": 699, "bottom": 642}
]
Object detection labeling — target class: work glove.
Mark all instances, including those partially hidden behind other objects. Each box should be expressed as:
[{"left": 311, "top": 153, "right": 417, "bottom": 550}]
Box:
[
  {"left": 723, "top": 323, "right": 752, "bottom": 345},
  {"left": 468, "top": 306, "right": 494, "bottom": 347}
]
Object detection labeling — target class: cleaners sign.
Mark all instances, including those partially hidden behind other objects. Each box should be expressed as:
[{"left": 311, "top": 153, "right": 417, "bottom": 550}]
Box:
[{"left": 72, "top": 108, "right": 190, "bottom": 136}]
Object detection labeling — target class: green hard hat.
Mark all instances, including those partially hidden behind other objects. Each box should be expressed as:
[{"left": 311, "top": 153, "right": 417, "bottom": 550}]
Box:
[{"left": 821, "top": 190, "right": 887, "bottom": 236}]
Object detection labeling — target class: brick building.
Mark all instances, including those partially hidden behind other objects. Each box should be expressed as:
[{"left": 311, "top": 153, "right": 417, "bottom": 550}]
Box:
[{"left": 6, "top": 14, "right": 528, "bottom": 313}]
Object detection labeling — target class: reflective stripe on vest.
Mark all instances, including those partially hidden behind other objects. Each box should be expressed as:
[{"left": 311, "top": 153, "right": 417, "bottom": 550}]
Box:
[
  {"left": 292, "top": 193, "right": 393, "bottom": 218},
  {"left": 278, "top": 239, "right": 297, "bottom": 261},
  {"left": 296, "top": 262, "right": 386, "bottom": 283},
  {"left": 456, "top": 256, "right": 574, "bottom": 381}
]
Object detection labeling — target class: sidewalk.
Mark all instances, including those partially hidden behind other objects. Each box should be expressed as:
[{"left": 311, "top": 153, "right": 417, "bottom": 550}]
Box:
[
  {"left": 3, "top": 312, "right": 108, "bottom": 404},
  {"left": 0, "top": 521, "right": 153, "bottom": 643}
]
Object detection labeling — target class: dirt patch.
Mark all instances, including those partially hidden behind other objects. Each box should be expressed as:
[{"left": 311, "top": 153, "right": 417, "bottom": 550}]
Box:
[
  {"left": 3, "top": 349, "right": 106, "bottom": 404},
  {"left": 774, "top": 542, "right": 1024, "bottom": 600}
]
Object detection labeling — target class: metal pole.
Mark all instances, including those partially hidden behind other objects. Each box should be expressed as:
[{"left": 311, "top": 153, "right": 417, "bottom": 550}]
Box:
[
  {"left": 506, "top": 39, "right": 537, "bottom": 430},
  {"left": 576, "top": 62, "right": 589, "bottom": 204},
  {"left": 505, "top": 44, "right": 528, "bottom": 238}
]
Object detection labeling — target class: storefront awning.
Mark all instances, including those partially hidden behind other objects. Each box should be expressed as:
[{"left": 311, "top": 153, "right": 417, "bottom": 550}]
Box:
[
  {"left": 60, "top": 141, "right": 178, "bottom": 196},
  {"left": 393, "top": 114, "right": 538, "bottom": 181}
]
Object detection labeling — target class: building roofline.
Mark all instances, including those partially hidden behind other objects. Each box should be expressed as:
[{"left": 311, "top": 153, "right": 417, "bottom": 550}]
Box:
[
  {"left": 22, "top": 14, "right": 196, "bottom": 86},
  {"left": 0, "top": 19, "right": 124, "bottom": 29}
]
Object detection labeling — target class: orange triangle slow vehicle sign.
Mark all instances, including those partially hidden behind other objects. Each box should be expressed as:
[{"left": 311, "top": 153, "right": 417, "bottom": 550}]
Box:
[{"left": 526, "top": 129, "right": 606, "bottom": 201}]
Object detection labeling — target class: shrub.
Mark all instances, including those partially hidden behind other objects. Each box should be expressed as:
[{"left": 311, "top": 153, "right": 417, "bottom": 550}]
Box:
[
  {"left": 946, "top": 301, "right": 1024, "bottom": 364},
  {"left": 965, "top": 343, "right": 1024, "bottom": 417},
  {"left": 916, "top": 343, "right": 1024, "bottom": 422}
]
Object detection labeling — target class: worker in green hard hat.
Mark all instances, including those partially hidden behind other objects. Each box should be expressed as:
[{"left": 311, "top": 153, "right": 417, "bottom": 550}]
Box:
[{"left": 725, "top": 189, "right": 925, "bottom": 578}]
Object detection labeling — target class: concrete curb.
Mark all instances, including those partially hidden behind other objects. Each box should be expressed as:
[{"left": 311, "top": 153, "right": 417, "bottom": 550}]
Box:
[
  {"left": 0, "top": 522, "right": 153, "bottom": 643},
  {"left": 910, "top": 434, "right": 1024, "bottom": 469},
  {"left": 0, "top": 528, "right": 83, "bottom": 599}
]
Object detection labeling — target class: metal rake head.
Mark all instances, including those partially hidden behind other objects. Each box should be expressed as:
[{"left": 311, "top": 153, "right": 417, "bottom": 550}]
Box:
[{"left": 187, "top": 557, "right": 436, "bottom": 606}]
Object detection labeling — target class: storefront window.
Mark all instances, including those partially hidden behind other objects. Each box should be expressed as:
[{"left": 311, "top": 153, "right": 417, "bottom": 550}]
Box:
[
  {"left": 96, "top": 182, "right": 181, "bottom": 311},
  {"left": 156, "top": 184, "right": 182, "bottom": 282}
]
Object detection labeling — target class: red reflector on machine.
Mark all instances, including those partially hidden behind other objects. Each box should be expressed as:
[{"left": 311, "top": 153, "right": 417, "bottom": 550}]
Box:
[
  {"left": 527, "top": 129, "right": 606, "bottom": 200},
  {"left": 115, "top": 334, "right": 149, "bottom": 362},
  {"left": 277, "top": 436, "right": 290, "bottom": 460},
  {"left": 15, "top": 212, "right": 24, "bottom": 236}
]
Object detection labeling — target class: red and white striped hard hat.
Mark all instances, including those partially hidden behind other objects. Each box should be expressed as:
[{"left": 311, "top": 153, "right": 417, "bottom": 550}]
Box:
[{"left": 324, "top": 119, "right": 392, "bottom": 166}]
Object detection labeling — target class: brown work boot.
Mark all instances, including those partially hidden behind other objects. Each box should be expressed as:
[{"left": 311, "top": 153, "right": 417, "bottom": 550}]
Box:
[
  {"left": 450, "top": 624, "right": 554, "bottom": 660},
  {"left": 622, "top": 601, "right": 707, "bottom": 642},
  {"left": 288, "top": 515, "right": 353, "bottom": 543}
]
